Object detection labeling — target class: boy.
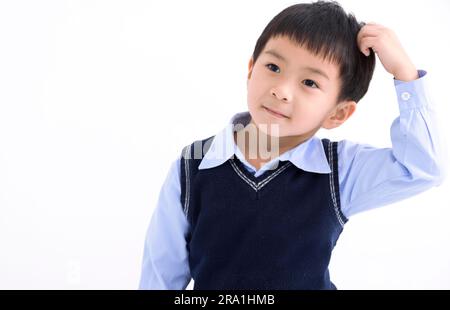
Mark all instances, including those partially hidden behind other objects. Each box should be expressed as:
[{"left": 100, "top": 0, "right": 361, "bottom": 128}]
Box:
[{"left": 139, "top": 1, "right": 446, "bottom": 289}]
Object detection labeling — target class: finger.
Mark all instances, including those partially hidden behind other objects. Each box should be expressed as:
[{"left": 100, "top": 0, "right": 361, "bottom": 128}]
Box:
[
  {"left": 359, "top": 36, "right": 378, "bottom": 56},
  {"left": 358, "top": 25, "right": 381, "bottom": 38},
  {"left": 363, "top": 23, "right": 387, "bottom": 34},
  {"left": 358, "top": 32, "right": 379, "bottom": 49},
  {"left": 357, "top": 25, "right": 381, "bottom": 46}
]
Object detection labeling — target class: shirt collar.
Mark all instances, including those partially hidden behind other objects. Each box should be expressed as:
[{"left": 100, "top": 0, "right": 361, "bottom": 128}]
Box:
[{"left": 198, "top": 111, "right": 331, "bottom": 174}]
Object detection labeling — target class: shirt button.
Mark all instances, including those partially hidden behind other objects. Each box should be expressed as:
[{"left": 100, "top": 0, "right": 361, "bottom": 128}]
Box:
[{"left": 401, "top": 92, "right": 411, "bottom": 101}]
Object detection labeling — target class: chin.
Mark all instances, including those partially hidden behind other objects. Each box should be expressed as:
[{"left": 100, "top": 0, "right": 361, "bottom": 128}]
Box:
[
  {"left": 248, "top": 107, "right": 284, "bottom": 135},
  {"left": 255, "top": 121, "right": 285, "bottom": 137}
]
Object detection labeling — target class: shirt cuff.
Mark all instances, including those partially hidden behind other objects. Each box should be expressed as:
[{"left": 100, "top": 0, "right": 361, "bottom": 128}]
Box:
[{"left": 394, "top": 69, "right": 430, "bottom": 112}]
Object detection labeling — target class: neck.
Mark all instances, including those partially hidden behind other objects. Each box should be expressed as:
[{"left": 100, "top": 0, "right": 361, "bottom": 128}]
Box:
[{"left": 234, "top": 118, "right": 318, "bottom": 163}]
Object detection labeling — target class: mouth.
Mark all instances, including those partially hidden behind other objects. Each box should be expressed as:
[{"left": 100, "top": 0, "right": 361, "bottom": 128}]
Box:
[{"left": 263, "top": 106, "right": 289, "bottom": 119}]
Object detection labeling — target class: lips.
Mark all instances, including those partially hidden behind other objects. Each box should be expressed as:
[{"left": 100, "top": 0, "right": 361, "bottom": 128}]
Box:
[{"left": 263, "top": 106, "right": 289, "bottom": 118}]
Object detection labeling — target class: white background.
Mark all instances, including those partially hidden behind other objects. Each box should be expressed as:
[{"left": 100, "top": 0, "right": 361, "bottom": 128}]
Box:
[{"left": 0, "top": 0, "right": 449, "bottom": 289}]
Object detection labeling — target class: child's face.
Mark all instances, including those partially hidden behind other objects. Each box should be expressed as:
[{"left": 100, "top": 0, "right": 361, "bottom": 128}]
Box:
[{"left": 247, "top": 35, "right": 356, "bottom": 139}]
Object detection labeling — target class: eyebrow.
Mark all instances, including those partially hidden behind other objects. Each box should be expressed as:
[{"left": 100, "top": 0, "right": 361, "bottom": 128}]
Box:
[{"left": 263, "top": 49, "right": 330, "bottom": 81}]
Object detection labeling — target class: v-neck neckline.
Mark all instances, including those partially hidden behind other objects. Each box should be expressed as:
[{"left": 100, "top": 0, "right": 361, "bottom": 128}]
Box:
[{"left": 228, "top": 157, "right": 292, "bottom": 192}]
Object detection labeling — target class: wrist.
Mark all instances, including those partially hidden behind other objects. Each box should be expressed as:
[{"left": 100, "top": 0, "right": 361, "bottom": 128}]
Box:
[{"left": 393, "top": 66, "right": 419, "bottom": 82}]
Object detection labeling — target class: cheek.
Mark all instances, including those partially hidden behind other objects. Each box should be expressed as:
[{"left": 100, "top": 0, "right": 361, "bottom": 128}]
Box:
[
  {"left": 247, "top": 70, "right": 268, "bottom": 93},
  {"left": 247, "top": 81, "right": 264, "bottom": 107},
  {"left": 291, "top": 104, "right": 328, "bottom": 127}
]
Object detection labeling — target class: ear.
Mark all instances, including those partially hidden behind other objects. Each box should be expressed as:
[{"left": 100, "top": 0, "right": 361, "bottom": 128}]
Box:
[
  {"left": 247, "top": 57, "right": 254, "bottom": 80},
  {"left": 321, "top": 100, "right": 357, "bottom": 129}
]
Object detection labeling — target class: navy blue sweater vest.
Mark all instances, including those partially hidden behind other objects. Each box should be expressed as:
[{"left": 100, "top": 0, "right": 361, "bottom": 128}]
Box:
[{"left": 180, "top": 136, "right": 347, "bottom": 290}]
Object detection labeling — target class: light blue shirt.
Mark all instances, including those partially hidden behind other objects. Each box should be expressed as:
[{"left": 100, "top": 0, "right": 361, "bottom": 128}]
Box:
[{"left": 139, "top": 70, "right": 446, "bottom": 289}]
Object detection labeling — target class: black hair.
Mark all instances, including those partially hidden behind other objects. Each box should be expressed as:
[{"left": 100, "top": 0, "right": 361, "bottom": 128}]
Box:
[{"left": 251, "top": 0, "right": 375, "bottom": 104}]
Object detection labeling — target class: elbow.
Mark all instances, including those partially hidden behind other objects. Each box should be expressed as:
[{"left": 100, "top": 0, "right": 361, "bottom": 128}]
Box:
[
  {"left": 432, "top": 164, "right": 447, "bottom": 187},
  {"left": 406, "top": 160, "right": 447, "bottom": 187},
  {"left": 431, "top": 141, "right": 449, "bottom": 187},
  {"left": 423, "top": 160, "right": 447, "bottom": 187}
]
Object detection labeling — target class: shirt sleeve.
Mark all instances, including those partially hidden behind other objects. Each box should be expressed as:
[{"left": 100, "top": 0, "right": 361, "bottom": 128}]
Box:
[
  {"left": 338, "top": 70, "right": 447, "bottom": 218},
  {"left": 138, "top": 157, "right": 192, "bottom": 289}
]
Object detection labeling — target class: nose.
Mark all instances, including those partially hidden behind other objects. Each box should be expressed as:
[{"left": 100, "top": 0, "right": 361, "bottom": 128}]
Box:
[{"left": 271, "top": 85, "right": 292, "bottom": 102}]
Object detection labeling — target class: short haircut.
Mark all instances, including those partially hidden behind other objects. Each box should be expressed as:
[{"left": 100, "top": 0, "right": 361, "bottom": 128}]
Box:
[{"left": 251, "top": 0, "right": 376, "bottom": 104}]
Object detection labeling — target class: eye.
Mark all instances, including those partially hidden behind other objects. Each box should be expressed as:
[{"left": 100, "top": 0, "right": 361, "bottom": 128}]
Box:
[
  {"left": 302, "top": 79, "right": 319, "bottom": 89},
  {"left": 266, "top": 63, "right": 320, "bottom": 89},
  {"left": 265, "top": 63, "right": 280, "bottom": 73}
]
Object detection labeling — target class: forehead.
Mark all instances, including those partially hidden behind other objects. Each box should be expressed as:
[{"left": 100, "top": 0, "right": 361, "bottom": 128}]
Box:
[{"left": 262, "top": 35, "right": 340, "bottom": 81}]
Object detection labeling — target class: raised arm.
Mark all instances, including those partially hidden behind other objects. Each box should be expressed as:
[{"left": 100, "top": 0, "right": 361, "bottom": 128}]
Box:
[{"left": 339, "top": 70, "right": 446, "bottom": 218}]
